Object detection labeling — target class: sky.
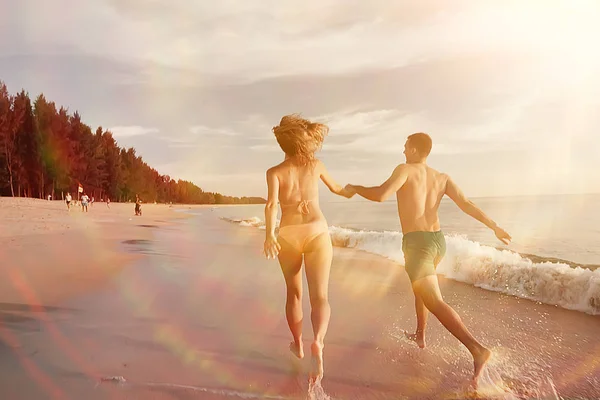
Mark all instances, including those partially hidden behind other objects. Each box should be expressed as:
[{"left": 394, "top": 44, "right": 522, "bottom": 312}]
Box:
[{"left": 1, "top": 0, "right": 599, "bottom": 199}]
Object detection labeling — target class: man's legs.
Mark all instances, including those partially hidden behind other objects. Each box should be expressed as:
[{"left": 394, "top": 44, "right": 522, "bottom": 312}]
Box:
[
  {"left": 408, "top": 254, "right": 444, "bottom": 348},
  {"left": 404, "top": 233, "right": 445, "bottom": 349},
  {"left": 412, "top": 275, "right": 491, "bottom": 383},
  {"left": 405, "top": 293, "right": 428, "bottom": 348}
]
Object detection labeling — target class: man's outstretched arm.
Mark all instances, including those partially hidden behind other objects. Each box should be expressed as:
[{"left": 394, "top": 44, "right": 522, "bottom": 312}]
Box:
[
  {"left": 347, "top": 164, "right": 408, "bottom": 202},
  {"left": 444, "top": 176, "right": 512, "bottom": 244}
]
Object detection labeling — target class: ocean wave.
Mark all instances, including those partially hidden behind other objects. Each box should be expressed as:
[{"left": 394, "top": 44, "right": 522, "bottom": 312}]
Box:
[
  {"left": 222, "top": 216, "right": 265, "bottom": 228},
  {"left": 222, "top": 217, "right": 600, "bottom": 315}
]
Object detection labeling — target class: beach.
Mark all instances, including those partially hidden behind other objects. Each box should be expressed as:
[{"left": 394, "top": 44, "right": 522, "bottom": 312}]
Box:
[{"left": 1, "top": 197, "right": 599, "bottom": 399}]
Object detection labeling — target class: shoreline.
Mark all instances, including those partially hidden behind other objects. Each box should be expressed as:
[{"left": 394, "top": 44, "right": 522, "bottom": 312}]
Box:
[
  {"left": 7, "top": 198, "right": 596, "bottom": 271},
  {"left": 219, "top": 214, "right": 600, "bottom": 271},
  {"left": 221, "top": 216, "right": 600, "bottom": 316}
]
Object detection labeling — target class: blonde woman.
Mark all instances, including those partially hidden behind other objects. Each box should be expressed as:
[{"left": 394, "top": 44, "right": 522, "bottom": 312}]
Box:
[{"left": 264, "top": 114, "right": 352, "bottom": 382}]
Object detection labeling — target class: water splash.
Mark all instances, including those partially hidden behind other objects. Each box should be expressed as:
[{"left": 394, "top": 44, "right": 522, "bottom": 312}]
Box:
[
  {"left": 440, "top": 366, "right": 562, "bottom": 400},
  {"left": 387, "top": 327, "right": 564, "bottom": 400},
  {"left": 306, "top": 380, "right": 332, "bottom": 400},
  {"left": 472, "top": 367, "right": 521, "bottom": 399}
]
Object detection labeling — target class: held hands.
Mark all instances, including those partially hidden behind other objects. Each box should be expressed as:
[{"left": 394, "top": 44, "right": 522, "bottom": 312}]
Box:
[
  {"left": 493, "top": 225, "right": 512, "bottom": 245},
  {"left": 264, "top": 234, "right": 281, "bottom": 259},
  {"left": 341, "top": 184, "right": 357, "bottom": 199}
]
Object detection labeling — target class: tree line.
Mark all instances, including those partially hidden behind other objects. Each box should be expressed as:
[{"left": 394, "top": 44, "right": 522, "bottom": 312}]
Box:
[{"left": 0, "top": 81, "right": 265, "bottom": 205}]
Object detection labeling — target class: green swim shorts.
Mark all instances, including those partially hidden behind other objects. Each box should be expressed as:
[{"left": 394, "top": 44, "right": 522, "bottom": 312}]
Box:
[{"left": 401, "top": 231, "right": 446, "bottom": 283}]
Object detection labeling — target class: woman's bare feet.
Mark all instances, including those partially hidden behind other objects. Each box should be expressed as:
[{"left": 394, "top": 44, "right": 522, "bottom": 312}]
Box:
[
  {"left": 472, "top": 347, "right": 492, "bottom": 387},
  {"left": 309, "top": 342, "right": 324, "bottom": 382},
  {"left": 289, "top": 340, "right": 304, "bottom": 359},
  {"left": 403, "top": 329, "right": 425, "bottom": 348}
]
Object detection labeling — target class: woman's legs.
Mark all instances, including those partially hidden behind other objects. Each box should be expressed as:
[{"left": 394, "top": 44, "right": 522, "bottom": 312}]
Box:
[
  {"left": 303, "top": 232, "right": 333, "bottom": 382},
  {"left": 277, "top": 238, "right": 305, "bottom": 358}
]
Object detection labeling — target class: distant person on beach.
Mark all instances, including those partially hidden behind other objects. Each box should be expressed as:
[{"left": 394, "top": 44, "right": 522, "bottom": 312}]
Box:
[
  {"left": 106, "top": 197, "right": 111, "bottom": 209},
  {"left": 66, "top": 192, "right": 72, "bottom": 210},
  {"left": 135, "top": 195, "right": 142, "bottom": 216},
  {"left": 264, "top": 114, "right": 353, "bottom": 383},
  {"left": 81, "top": 193, "right": 89, "bottom": 212},
  {"left": 345, "top": 133, "right": 512, "bottom": 386}
]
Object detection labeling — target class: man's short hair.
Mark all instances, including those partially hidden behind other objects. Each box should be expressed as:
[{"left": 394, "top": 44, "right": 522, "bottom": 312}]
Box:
[{"left": 407, "top": 132, "right": 432, "bottom": 156}]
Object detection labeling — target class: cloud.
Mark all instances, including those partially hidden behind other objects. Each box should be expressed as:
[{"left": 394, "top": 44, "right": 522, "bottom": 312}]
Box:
[
  {"left": 109, "top": 126, "right": 159, "bottom": 138},
  {"left": 189, "top": 125, "right": 239, "bottom": 137},
  {"left": 315, "top": 109, "right": 403, "bottom": 136},
  {"left": 249, "top": 144, "right": 279, "bottom": 153},
  {"left": 154, "top": 124, "right": 242, "bottom": 150},
  {"left": 250, "top": 106, "right": 531, "bottom": 156},
  {"left": 7, "top": 0, "right": 597, "bottom": 84},
  {"left": 3, "top": 1, "right": 600, "bottom": 197}
]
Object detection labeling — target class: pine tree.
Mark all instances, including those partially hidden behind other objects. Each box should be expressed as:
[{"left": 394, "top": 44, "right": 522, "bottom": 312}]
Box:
[{"left": 0, "top": 81, "right": 265, "bottom": 204}]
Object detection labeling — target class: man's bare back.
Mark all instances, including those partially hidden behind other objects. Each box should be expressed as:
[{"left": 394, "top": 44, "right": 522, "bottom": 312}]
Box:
[
  {"left": 394, "top": 163, "right": 446, "bottom": 234},
  {"left": 348, "top": 160, "right": 510, "bottom": 244}
]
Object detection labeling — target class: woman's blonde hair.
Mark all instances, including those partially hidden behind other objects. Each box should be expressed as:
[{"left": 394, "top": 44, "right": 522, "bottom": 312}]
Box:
[{"left": 272, "top": 114, "right": 329, "bottom": 166}]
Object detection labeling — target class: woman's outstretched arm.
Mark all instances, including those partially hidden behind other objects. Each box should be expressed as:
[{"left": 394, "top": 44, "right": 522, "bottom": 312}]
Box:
[{"left": 318, "top": 160, "right": 353, "bottom": 198}]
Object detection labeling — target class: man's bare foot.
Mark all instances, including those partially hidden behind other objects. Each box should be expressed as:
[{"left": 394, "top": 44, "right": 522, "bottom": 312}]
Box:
[
  {"left": 472, "top": 347, "right": 492, "bottom": 387},
  {"left": 403, "top": 329, "right": 425, "bottom": 349},
  {"left": 309, "top": 342, "right": 324, "bottom": 382},
  {"left": 289, "top": 340, "right": 304, "bottom": 359}
]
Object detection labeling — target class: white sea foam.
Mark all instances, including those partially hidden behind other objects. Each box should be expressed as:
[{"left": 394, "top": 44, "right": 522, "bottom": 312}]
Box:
[{"left": 223, "top": 217, "right": 600, "bottom": 316}]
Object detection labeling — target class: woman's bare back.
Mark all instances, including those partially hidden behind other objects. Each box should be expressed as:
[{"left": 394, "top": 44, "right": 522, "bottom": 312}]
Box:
[{"left": 271, "top": 159, "right": 327, "bottom": 226}]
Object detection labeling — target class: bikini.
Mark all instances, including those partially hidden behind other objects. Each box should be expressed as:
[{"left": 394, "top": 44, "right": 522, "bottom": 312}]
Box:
[{"left": 278, "top": 200, "right": 330, "bottom": 252}]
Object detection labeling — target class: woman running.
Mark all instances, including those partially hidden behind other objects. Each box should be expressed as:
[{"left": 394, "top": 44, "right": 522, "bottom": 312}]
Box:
[{"left": 263, "top": 114, "right": 352, "bottom": 382}]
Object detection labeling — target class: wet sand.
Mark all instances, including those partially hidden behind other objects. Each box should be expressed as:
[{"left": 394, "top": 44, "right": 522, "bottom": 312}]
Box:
[{"left": 0, "top": 198, "right": 598, "bottom": 399}]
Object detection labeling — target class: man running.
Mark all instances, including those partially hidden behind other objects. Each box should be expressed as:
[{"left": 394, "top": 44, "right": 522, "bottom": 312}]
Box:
[{"left": 345, "top": 133, "right": 511, "bottom": 385}]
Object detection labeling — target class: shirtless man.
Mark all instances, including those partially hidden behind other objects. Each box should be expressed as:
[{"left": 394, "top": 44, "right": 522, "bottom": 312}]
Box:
[{"left": 345, "top": 132, "right": 511, "bottom": 385}]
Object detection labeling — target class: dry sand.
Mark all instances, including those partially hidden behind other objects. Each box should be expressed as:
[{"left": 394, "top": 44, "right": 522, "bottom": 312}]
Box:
[
  {"left": 0, "top": 197, "right": 598, "bottom": 399},
  {"left": 0, "top": 197, "right": 189, "bottom": 304}
]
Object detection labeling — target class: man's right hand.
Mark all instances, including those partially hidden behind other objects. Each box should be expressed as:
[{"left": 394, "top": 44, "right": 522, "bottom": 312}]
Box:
[{"left": 493, "top": 226, "right": 512, "bottom": 245}]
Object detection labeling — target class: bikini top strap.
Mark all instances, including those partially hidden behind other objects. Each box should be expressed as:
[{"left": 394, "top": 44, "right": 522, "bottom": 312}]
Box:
[{"left": 280, "top": 199, "right": 311, "bottom": 215}]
